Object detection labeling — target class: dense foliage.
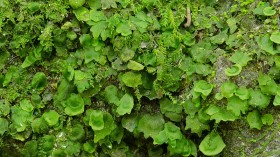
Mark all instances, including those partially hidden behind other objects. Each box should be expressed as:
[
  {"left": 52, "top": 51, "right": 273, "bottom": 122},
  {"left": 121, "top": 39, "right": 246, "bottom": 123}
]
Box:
[{"left": 0, "top": 0, "right": 280, "bottom": 156}]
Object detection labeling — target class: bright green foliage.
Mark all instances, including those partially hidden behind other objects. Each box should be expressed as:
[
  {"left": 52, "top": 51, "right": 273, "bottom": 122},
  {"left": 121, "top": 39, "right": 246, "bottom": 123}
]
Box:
[
  {"left": 193, "top": 80, "right": 214, "bottom": 97},
  {"left": 199, "top": 131, "right": 226, "bottom": 156},
  {"left": 42, "top": 110, "right": 59, "bottom": 126},
  {"left": 256, "top": 35, "right": 279, "bottom": 55},
  {"left": 206, "top": 105, "right": 237, "bottom": 123},
  {"left": 258, "top": 73, "right": 278, "bottom": 95},
  {"left": 227, "top": 96, "right": 248, "bottom": 116},
  {"left": 235, "top": 87, "right": 250, "bottom": 100},
  {"left": 248, "top": 89, "right": 270, "bottom": 109},
  {"left": 220, "top": 82, "right": 237, "bottom": 98},
  {"left": 273, "top": 94, "right": 280, "bottom": 106},
  {"left": 263, "top": 7, "right": 276, "bottom": 16},
  {"left": 137, "top": 114, "right": 165, "bottom": 139},
  {"left": 104, "top": 85, "right": 120, "bottom": 105},
  {"left": 69, "top": 0, "right": 85, "bottom": 9},
  {"left": 31, "top": 118, "right": 48, "bottom": 133},
  {"left": 154, "top": 122, "right": 182, "bottom": 145},
  {"left": 116, "top": 93, "right": 134, "bottom": 116},
  {"left": 93, "top": 112, "right": 116, "bottom": 143},
  {"left": 229, "top": 51, "right": 252, "bottom": 66},
  {"left": 247, "top": 110, "right": 263, "bottom": 130},
  {"left": 225, "top": 64, "right": 242, "bottom": 76},
  {"left": 185, "top": 115, "right": 210, "bottom": 137},
  {"left": 64, "top": 94, "right": 85, "bottom": 116},
  {"left": 121, "top": 71, "right": 142, "bottom": 88},
  {"left": 270, "top": 31, "right": 280, "bottom": 44},
  {"left": 20, "top": 99, "right": 34, "bottom": 112},
  {"left": 89, "top": 110, "right": 104, "bottom": 130},
  {"left": 261, "top": 114, "right": 274, "bottom": 125},
  {"left": 127, "top": 60, "right": 144, "bottom": 71}
]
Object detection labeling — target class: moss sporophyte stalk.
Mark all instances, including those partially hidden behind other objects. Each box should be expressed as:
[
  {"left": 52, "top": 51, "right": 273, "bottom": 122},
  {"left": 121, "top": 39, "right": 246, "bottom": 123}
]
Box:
[{"left": 0, "top": 0, "right": 280, "bottom": 156}]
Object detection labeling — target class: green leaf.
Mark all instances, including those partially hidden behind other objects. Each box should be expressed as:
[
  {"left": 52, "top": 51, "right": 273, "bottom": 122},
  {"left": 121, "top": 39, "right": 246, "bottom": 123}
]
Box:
[
  {"left": 20, "top": 99, "right": 34, "bottom": 112},
  {"left": 163, "top": 122, "right": 182, "bottom": 141},
  {"left": 42, "top": 110, "right": 59, "bottom": 126},
  {"left": 116, "top": 22, "right": 132, "bottom": 36},
  {"left": 221, "top": 82, "right": 237, "bottom": 98},
  {"left": 73, "top": 7, "right": 90, "bottom": 21},
  {"left": 225, "top": 64, "right": 242, "bottom": 76},
  {"left": 116, "top": 93, "right": 134, "bottom": 116},
  {"left": 94, "top": 112, "right": 116, "bottom": 143},
  {"left": 258, "top": 73, "right": 278, "bottom": 95},
  {"left": 273, "top": 94, "right": 280, "bottom": 106},
  {"left": 270, "top": 31, "right": 280, "bottom": 44},
  {"left": 253, "top": 2, "right": 270, "bottom": 15},
  {"left": 193, "top": 80, "right": 213, "bottom": 97},
  {"left": 137, "top": 114, "right": 165, "bottom": 139},
  {"left": 0, "top": 118, "right": 8, "bottom": 135},
  {"left": 168, "top": 138, "right": 197, "bottom": 157},
  {"left": 247, "top": 110, "right": 263, "bottom": 130},
  {"left": 206, "top": 105, "right": 237, "bottom": 123},
  {"left": 263, "top": 7, "right": 276, "bottom": 16},
  {"left": 90, "top": 21, "right": 108, "bottom": 39},
  {"left": 248, "top": 89, "right": 270, "bottom": 109},
  {"left": 101, "top": 0, "right": 117, "bottom": 9},
  {"left": 31, "top": 72, "right": 47, "bottom": 90},
  {"left": 199, "top": 131, "right": 226, "bottom": 156},
  {"left": 261, "top": 114, "right": 274, "bottom": 125},
  {"left": 120, "top": 47, "right": 135, "bottom": 62},
  {"left": 227, "top": 96, "right": 248, "bottom": 116},
  {"left": 31, "top": 118, "right": 48, "bottom": 133},
  {"left": 229, "top": 51, "right": 252, "bottom": 66},
  {"left": 69, "top": 0, "right": 85, "bottom": 9},
  {"left": 185, "top": 115, "right": 209, "bottom": 137},
  {"left": 104, "top": 85, "right": 120, "bottom": 105},
  {"left": 121, "top": 115, "right": 138, "bottom": 132},
  {"left": 235, "top": 87, "right": 250, "bottom": 100},
  {"left": 121, "top": 71, "right": 142, "bottom": 88},
  {"left": 227, "top": 18, "right": 237, "bottom": 34},
  {"left": 89, "top": 110, "right": 104, "bottom": 130},
  {"left": 256, "top": 35, "right": 278, "bottom": 55},
  {"left": 64, "top": 94, "right": 85, "bottom": 116},
  {"left": 127, "top": 60, "right": 144, "bottom": 71}
]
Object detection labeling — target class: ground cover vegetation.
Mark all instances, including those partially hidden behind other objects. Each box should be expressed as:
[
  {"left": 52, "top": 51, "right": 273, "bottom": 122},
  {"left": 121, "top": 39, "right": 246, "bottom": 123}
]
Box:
[{"left": 0, "top": 0, "right": 280, "bottom": 156}]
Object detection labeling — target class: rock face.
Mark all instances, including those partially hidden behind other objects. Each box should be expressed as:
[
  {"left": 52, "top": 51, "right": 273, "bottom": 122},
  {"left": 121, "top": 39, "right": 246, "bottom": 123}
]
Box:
[
  {"left": 211, "top": 56, "right": 280, "bottom": 156},
  {"left": 221, "top": 107, "right": 280, "bottom": 157}
]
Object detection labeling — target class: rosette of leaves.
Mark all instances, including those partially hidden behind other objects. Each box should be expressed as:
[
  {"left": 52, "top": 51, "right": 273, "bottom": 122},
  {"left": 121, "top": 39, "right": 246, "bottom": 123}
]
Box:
[
  {"left": 160, "top": 97, "right": 182, "bottom": 122},
  {"left": 63, "top": 94, "right": 85, "bottom": 116},
  {"left": 199, "top": 131, "right": 226, "bottom": 156}
]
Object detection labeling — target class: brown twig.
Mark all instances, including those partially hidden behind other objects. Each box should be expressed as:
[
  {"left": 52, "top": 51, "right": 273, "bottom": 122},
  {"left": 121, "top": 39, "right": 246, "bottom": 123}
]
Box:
[{"left": 184, "top": 6, "right": 191, "bottom": 28}]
